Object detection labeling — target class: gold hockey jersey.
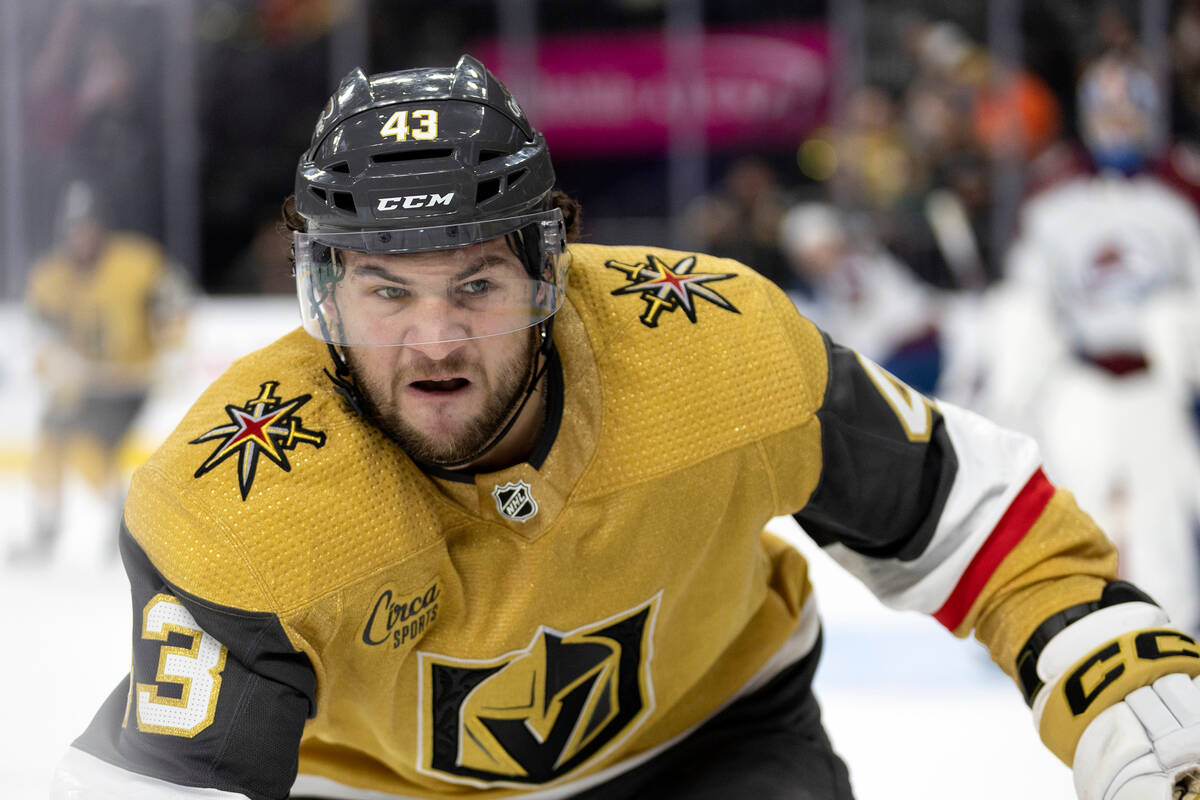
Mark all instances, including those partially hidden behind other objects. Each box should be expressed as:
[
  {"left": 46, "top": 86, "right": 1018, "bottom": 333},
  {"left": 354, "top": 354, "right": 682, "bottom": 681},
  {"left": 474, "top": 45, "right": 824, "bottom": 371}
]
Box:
[
  {"left": 74, "top": 244, "right": 1127, "bottom": 799},
  {"left": 26, "top": 232, "right": 176, "bottom": 389}
]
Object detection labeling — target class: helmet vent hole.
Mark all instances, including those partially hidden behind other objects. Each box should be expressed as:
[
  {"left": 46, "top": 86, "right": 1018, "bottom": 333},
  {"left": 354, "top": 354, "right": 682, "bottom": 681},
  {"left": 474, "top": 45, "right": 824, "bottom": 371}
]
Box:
[
  {"left": 309, "top": 187, "right": 328, "bottom": 202},
  {"left": 508, "top": 168, "right": 528, "bottom": 187},
  {"left": 476, "top": 178, "right": 501, "bottom": 204},
  {"left": 332, "top": 192, "right": 357, "bottom": 213},
  {"left": 479, "top": 149, "right": 507, "bottom": 164},
  {"left": 373, "top": 148, "right": 454, "bottom": 164},
  {"left": 327, "top": 161, "right": 350, "bottom": 174}
]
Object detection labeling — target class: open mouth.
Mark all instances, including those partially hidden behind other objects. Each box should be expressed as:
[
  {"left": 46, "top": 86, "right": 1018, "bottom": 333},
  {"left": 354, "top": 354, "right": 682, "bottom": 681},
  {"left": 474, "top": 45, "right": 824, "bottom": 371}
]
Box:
[{"left": 410, "top": 378, "right": 470, "bottom": 393}]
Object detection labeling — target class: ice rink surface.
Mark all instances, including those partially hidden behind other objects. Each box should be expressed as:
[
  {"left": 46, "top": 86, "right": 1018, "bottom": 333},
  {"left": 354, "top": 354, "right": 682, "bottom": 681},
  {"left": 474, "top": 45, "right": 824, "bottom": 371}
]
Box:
[{"left": 0, "top": 299, "right": 1075, "bottom": 799}]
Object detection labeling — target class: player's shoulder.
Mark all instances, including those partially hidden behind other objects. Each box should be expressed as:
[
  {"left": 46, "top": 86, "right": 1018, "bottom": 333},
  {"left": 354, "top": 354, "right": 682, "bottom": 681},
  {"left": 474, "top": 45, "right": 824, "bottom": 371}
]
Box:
[
  {"left": 102, "top": 233, "right": 168, "bottom": 276},
  {"left": 565, "top": 242, "right": 808, "bottom": 340},
  {"left": 1020, "top": 174, "right": 1095, "bottom": 219},
  {"left": 563, "top": 242, "right": 829, "bottom": 452},
  {"left": 25, "top": 254, "right": 73, "bottom": 305},
  {"left": 126, "top": 328, "right": 441, "bottom": 612},
  {"left": 1128, "top": 174, "right": 1200, "bottom": 223}
]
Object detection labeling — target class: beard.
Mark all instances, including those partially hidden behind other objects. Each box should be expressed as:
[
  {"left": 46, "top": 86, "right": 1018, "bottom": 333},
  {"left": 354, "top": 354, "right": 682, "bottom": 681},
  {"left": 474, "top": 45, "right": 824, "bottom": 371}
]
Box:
[{"left": 345, "top": 329, "right": 538, "bottom": 467}]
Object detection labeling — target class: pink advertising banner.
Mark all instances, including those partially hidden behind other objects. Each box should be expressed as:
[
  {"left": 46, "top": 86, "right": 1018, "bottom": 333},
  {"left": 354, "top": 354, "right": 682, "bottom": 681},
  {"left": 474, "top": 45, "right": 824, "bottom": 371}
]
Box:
[{"left": 470, "top": 24, "right": 831, "bottom": 157}]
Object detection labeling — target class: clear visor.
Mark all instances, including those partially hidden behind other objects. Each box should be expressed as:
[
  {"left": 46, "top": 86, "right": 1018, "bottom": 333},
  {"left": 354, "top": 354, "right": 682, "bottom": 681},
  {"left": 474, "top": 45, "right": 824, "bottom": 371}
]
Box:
[{"left": 294, "top": 209, "right": 568, "bottom": 347}]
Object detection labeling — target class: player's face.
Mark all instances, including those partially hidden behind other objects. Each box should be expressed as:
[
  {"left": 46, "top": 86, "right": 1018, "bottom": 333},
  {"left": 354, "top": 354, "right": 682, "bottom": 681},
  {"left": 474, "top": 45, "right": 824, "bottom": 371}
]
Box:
[{"left": 338, "top": 239, "right": 538, "bottom": 465}]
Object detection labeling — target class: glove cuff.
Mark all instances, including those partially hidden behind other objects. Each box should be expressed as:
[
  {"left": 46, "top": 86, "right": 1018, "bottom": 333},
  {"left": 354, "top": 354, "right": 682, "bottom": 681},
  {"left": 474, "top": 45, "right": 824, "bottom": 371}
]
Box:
[{"left": 1032, "top": 602, "right": 1200, "bottom": 764}]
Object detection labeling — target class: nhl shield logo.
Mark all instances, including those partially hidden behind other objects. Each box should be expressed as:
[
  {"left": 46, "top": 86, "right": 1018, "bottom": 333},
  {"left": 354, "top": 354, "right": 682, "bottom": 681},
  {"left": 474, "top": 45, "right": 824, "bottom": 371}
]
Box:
[{"left": 492, "top": 480, "right": 538, "bottom": 522}]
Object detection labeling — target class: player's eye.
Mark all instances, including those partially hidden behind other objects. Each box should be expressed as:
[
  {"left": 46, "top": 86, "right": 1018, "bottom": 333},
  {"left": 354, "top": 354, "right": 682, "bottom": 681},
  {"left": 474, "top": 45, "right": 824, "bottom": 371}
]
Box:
[
  {"left": 459, "top": 278, "right": 492, "bottom": 296},
  {"left": 374, "top": 285, "right": 410, "bottom": 300}
]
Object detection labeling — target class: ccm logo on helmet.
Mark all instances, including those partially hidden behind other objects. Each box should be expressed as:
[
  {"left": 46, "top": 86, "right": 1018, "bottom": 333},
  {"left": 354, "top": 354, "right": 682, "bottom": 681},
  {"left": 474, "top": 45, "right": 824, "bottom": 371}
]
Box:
[{"left": 376, "top": 192, "right": 455, "bottom": 211}]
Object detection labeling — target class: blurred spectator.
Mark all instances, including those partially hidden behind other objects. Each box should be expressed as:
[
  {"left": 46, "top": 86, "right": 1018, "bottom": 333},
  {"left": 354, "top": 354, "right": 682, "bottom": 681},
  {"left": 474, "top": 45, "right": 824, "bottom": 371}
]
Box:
[
  {"left": 682, "top": 156, "right": 793, "bottom": 286},
  {"left": 1159, "top": 0, "right": 1200, "bottom": 210},
  {"left": 24, "top": 2, "right": 163, "bottom": 254},
  {"left": 822, "top": 19, "right": 1070, "bottom": 290},
  {"left": 226, "top": 204, "right": 299, "bottom": 295},
  {"left": 826, "top": 86, "right": 914, "bottom": 215},
  {"left": 978, "top": 53, "right": 1200, "bottom": 634},
  {"left": 13, "top": 181, "right": 190, "bottom": 564},
  {"left": 778, "top": 201, "right": 980, "bottom": 402}
]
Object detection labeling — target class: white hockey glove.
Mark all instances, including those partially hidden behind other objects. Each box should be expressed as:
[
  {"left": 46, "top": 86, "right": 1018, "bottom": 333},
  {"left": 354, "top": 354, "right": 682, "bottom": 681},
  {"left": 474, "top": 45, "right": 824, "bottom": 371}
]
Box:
[
  {"left": 1017, "top": 583, "right": 1200, "bottom": 800},
  {"left": 1074, "top": 676, "right": 1200, "bottom": 800}
]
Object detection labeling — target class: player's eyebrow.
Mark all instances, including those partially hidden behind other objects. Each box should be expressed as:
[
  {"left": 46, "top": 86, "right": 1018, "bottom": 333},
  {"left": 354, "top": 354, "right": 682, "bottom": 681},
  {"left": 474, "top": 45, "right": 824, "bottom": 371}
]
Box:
[
  {"left": 349, "top": 262, "right": 410, "bottom": 284},
  {"left": 348, "top": 253, "right": 519, "bottom": 285}
]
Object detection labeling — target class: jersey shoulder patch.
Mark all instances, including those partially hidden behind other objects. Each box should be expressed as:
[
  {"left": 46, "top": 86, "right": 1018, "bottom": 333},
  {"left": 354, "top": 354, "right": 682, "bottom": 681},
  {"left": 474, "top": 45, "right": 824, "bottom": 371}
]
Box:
[
  {"left": 566, "top": 244, "right": 827, "bottom": 493},
  {"left": 127, "top": 328, "right": 442, "bottom": 611}
]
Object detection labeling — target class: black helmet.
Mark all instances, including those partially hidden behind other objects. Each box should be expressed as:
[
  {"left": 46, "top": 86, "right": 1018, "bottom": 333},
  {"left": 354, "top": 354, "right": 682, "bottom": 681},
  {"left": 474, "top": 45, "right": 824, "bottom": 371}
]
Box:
[
  {"left": 294, "top": 54, "right": 555, "bottom": 233},
  {"left": 292, "top": 55, "right": 569, "bottom": 351}
]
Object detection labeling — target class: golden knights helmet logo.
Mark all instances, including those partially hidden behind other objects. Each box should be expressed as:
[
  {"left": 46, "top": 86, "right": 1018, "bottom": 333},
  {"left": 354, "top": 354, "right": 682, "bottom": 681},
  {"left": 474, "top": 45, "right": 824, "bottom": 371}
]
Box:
[{"left": 417, "top": 595, "right": 660, "bottom": 788}]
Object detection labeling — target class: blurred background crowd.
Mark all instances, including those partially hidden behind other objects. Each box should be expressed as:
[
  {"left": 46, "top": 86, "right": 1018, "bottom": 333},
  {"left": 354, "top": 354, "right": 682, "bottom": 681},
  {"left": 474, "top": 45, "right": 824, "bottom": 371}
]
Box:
[{"left": 2, "top": 0, "right": 1199, "bottom": 626}]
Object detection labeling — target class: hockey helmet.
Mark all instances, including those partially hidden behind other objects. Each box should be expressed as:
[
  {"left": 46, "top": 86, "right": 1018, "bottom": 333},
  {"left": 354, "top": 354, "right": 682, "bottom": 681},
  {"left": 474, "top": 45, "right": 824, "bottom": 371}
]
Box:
[
  {"left": 292, "top": 55, "right": 568, "bottom": 347},
  {"left": 1078, "top": 54, "right": 1164, "bottom": 175}
]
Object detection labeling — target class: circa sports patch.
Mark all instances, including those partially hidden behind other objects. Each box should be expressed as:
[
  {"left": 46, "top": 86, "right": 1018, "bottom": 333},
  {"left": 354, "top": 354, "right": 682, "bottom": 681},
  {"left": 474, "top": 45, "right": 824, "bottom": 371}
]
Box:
[
  {"left": 605, "top": 254, "right": 739, "bottom": 328},
  {"left": 416, "top": 595, "right": 660, "bottom": 789},
  {"left": 190, "top": 381, "right": 326, "bottom": 500}
]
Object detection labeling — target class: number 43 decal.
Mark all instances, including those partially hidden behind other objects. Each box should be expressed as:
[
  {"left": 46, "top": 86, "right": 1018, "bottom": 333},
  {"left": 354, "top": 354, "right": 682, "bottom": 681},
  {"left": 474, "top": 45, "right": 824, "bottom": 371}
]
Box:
[
  {"left": 130, "top": 593, "right": 228, "bottom": 737},
  {"left": 380, "top": 109, "right": 438, "bottom": 142},
  {"left": 856, "top": 353, "right": 933, "bottom": 442}
]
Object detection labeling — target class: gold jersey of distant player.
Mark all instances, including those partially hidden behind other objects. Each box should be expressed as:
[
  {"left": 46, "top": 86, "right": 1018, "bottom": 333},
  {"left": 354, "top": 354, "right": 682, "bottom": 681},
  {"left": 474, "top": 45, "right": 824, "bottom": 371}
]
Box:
[
  {"left": 72, "top": 243, "right": 1118, "bottom": 799},
  {"left": 26, "top": 232, "right": 172, "bottom": 387}
]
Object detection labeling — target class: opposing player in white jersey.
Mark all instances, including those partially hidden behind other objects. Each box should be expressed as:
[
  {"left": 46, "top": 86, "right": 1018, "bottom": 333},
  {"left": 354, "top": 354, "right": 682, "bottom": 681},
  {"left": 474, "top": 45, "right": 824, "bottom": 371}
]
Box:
[
  {"left": 778, "top": 202, "right": 981, "bottom": 404},
  {"left": 982, "top": 52, "right": 1200, "bottom": 634}
]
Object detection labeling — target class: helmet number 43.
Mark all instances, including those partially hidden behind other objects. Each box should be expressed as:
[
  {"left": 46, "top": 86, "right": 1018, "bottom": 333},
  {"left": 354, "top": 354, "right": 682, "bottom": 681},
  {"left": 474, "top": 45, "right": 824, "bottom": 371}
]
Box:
[{"left": 381, "top": 109, "right": 438, "bottom": 142}]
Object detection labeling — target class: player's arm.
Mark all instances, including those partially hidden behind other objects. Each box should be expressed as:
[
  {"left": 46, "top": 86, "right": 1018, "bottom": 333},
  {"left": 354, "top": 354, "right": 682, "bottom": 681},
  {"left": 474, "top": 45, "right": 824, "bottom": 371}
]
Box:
[
  {"left": 789, "top": 324, "right": 1200, "bottom": 799},
  {"left": 52, "top": 523, "right": 317, "bottom": 800}
]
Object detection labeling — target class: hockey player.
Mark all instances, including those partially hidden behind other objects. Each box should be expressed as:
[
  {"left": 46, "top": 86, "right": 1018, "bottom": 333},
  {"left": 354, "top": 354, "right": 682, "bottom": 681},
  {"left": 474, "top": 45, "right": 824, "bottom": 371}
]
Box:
[
  {"left": 53, "top": 56, "right": 1200, "bottom": 800},
  {"left": 17, "top": 180, "right": 189, "bottom": 564},
  {"left": 979, "top": 53, "right": 1200, "bottom": 637}
]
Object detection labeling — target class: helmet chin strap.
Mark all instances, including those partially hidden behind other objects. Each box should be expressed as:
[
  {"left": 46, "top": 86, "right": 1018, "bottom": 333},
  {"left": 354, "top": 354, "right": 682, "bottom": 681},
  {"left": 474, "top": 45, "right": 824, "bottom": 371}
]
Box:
[{"left": 422, "top": 320, "right": 555, "bottom": 471}]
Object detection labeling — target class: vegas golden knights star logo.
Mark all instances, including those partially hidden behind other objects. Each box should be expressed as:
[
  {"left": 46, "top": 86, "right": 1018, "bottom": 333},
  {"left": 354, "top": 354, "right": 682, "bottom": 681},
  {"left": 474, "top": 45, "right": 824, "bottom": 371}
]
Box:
[
  {"left": 605, "top": 254, "right": 739, "bottom": 328},
  {"left": 417, "top": 596, "right": 660, "bottom": 788},
  {"left": 190, "top": 381, "right": 325, "bottom": 499}
]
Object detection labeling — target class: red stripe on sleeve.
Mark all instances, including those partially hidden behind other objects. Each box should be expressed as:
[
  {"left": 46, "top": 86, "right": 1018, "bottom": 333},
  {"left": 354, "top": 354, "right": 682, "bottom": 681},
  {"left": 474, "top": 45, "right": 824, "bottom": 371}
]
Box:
[{"left": 933, "top": 468, "right": 1055, "bottom": 630}]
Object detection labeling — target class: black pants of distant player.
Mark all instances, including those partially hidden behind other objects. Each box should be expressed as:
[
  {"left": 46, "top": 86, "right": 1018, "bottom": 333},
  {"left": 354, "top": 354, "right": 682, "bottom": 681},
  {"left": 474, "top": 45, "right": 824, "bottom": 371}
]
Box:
[{"left": 571, "top": 632, "right": 854, "bottom": 800}]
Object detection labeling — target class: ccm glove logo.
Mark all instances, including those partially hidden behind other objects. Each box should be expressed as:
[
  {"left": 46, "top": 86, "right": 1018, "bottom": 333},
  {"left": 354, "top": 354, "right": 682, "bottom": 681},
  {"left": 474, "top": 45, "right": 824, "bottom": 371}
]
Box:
[{"left": 1065, "top": 630, "right": 1200, "bottom": 716}]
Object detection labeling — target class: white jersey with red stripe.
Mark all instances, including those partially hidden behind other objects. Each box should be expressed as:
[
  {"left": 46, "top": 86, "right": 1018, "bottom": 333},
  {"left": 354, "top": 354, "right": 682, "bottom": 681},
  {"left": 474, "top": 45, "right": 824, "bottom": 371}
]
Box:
[
  {"left": 979, "top": 172, "right": 1200, "bottom": 637},
  {"left": 1005, "top": 171, "right": 1200, "bottom": 360}
]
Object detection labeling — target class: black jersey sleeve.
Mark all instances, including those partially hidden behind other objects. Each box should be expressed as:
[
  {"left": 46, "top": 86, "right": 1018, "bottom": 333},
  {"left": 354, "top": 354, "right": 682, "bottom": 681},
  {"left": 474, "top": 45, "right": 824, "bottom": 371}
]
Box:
[
  {"left": 794, "top": 333, "right": 958, "bottom": 559},
  {"left": 793, "top": 332, "right": 1048, "bottom": 620},
  {"left": 72, "top": 524, "right": 316, "bottom": 800}
]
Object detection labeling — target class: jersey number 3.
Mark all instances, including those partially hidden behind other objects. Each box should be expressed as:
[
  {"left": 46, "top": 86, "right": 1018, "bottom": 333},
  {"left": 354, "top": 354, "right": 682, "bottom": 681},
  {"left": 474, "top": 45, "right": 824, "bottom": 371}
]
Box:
[{"left": 133, "top": 593, "right": 228, "bottom": 737}]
